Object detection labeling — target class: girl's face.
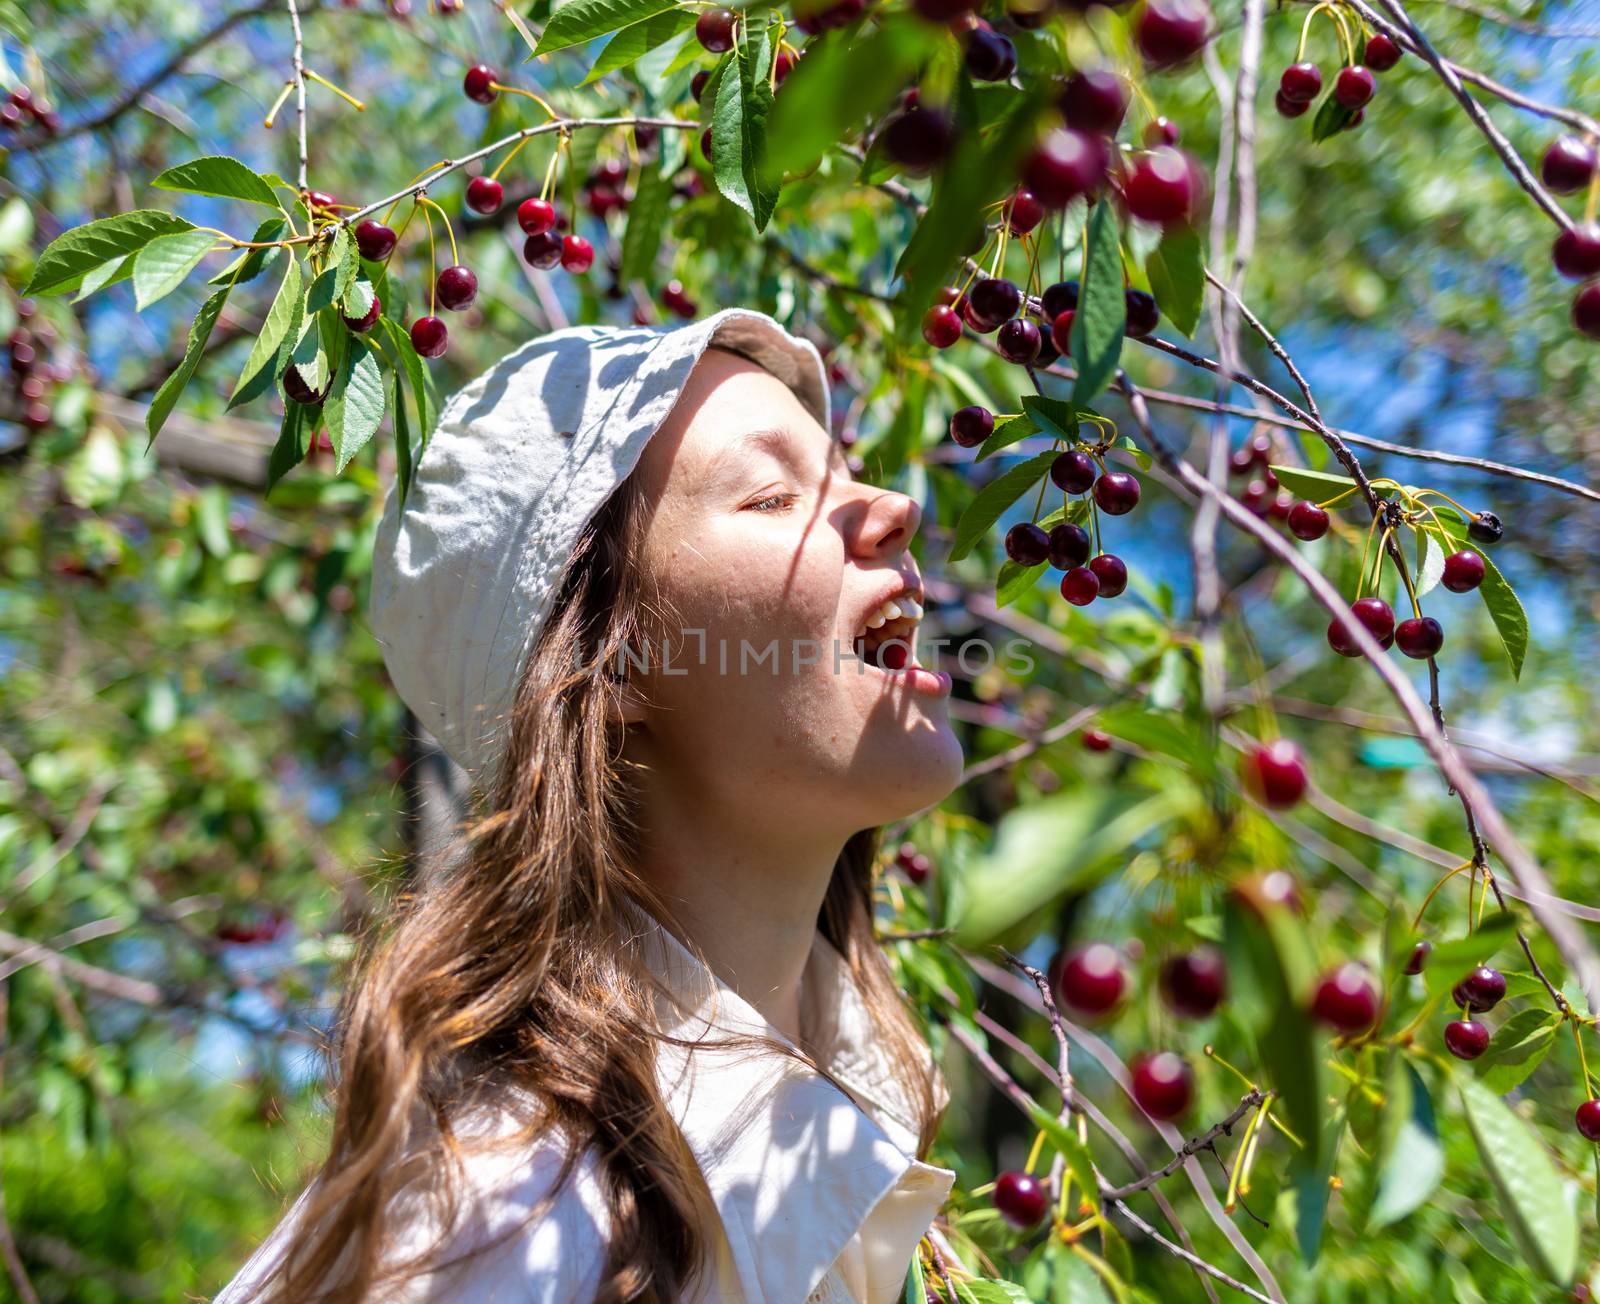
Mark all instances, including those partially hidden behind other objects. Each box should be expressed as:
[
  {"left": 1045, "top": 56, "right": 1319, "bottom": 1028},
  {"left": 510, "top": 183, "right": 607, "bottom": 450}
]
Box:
[{"left": 622, "top": 347, "right": 963, "bottom": 836}]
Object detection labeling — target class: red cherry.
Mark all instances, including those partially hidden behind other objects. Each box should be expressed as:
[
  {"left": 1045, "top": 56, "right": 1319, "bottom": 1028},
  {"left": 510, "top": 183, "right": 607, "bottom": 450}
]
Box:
[
  {"left": 1240, "top": 738, "right": 1308, "bottom": 808},
  {"left": 1135, "top": 0, "right": 1213, "bottom": 69},
  {"left": 1131, "top": 1051, "right": 1194, "bottom": 1120},
  {"left": 283, "top": 365, "right": 329, "bottom": 407},
  {"left": 1005, "top": 522, "right": 1051, "bottom": 566},
  {"left": 410, "top": 315, "right": 448, "bottom": 358},
  {"left": 1144, "top": 116, "right": 1181, "bottom": 146},
  {"left": 695, "top": 6, "right": 738, "bottom": 52},
  {"left": 993, "top": 1170, "right": 1049, "bottom": 1229},
  {"left": 1059, "top": 69, "right": 1128, "bottom": 135},
  {"left": 1088, "top": 553, "right": 1128, "bottom": 598},
  {"left": 518, "top": 198, "right": 557, "bottom": 235},
  {"left": 1334, "top": 66, "right": 1376, "bottom": 109},
  {"left": 560, "top": 235, "right": 595, "bottom": 273},
  {"left": 881, "top": 106, "right": 955, "bottom": 175},
  {"left": 690, "top": 70, "right": 711, "bottom": 101},
  {"left": 1022, "top": 128, "right": 1109, "bottom": 208},
  {"left": 964, "top": 28, "right": 1018, "bottom": 82},
  {"left": 354, "top": 219, "right": 397, "bottom": 261},
  {"left": 950, "top": 405, "right": 994, "bottom": 448},
  {"left": 304, "top": 189, "right": 339, "bottom": 216},
  {"left": 523, "top": 230, "right": 562, "bottom": 269},
  {"left": 1553, "top": 225, "right": 1600, "bottom": 280},
  {"left": 1082, "top": 728, "right": 1113, "bottom": 752},
  {"left": 1051, "top": 450, "right": 1097, "bottom": 494},
  {"left": 1573, "top": 283, "right": 1600, "bottom": 339},
  {"left": 1311, "top": 963, "right": 1379, "bottom": 1033},
  {"left": 1279, "top": 62, "right": 1322, "bottom": 104},
  {"left": 921, "top": 304, "right": 963, "bottom": 349},
  {"left": 1542, "top": 135, "right": 1597, "bottom": 194},
  {"left": 1048, "top": 523, "right": 1091, "bottom": 570},
  {"left": 1364, "top": 33, "right": 1402, "bottom": 70},
  {"left": 1092, "top": 471, "right": 1140, "bottom": 515},
  {"left": 1576, "top": 1100, "right": 1600, "bottom": 1142},
  {"left": 1050, "top": 309, "right": 1076, "bottom": 353},
  {"left": 1394, "top": 616, "right": 1444, "bottom": 660},
  {"left": 1286, "top": 501, "right": 1329, "bottom": 540},
  {"left": 1005, "top": 189, "right": 1046, "bottom": 235},
  {"left": 463, "top": 64, "right": 498, "bottom": 104},
  {"left": 1053, "top": 942, "right": 1125, "bottom": 1015},
  {"left": 1274, "top": 89, "right": 1310, "bottom": 119},
  {"left": 1441, "top": 550, "right": 1485, "bottom": 592},
  {"left": 1124, "top": 148, "right": 1197, "bottom": 224},
  {"left": 1160, "top": 947, "right": 1227, "bottom": 1018},
  {"left": 466, "top": 175, "right": 504, "bottom": 215},
  {"left": 895, "top": 841, "right": 932, "bottom": 885},
  {"left": 774, "top": 47, "right": 798, "bottom": 87},
  {"left": 342, "top": 292, "right": 381, "bottom": 333},
  {"left": 1452, "top": 965, "right": 1506, "bottom": 1013},
  {"left": 1406, "top": 940, "right": 1431, "bottom": 974},
  {"left": 1061, "top": 566, "right": 1100, "bottom": 606},
  {"left": 435, "top": 264, "right": 478, "bottom": 311},
  {"left": 997, "top": 318, "right": 1041, "bottom": 364},
  {"left": 1327, "top": 597, "right": 1396, "bottom": 656},
  {"left": 1444, "top": 1019, "right": 1490, "bottom": 1060}
]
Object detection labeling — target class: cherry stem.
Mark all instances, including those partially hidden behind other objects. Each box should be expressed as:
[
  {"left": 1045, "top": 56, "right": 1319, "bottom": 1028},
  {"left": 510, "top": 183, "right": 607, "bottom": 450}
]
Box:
[
  {"left": 1572, "top": 1019, "right": 1596, "bottom": 1097},
  {"left": 263, "top": 80, "right": 294, "bottom": 129},
  {"left": 490, "top": 133, "right": 534, "bottom": 182},
  {"left": 303, "top": 67, "right": 365, "bottom": 111},
  {"left": 1411, "top": 859, "right": 1475, "bottom": 929},
  {"left": 418, "top": 195, "right": 459, "bottom": 265},
  {"left": 489, "top": 82, "right": 559, "bottom": 121},
  {"left": 420, "top": 198, "right": 437, "bottom": 313}
]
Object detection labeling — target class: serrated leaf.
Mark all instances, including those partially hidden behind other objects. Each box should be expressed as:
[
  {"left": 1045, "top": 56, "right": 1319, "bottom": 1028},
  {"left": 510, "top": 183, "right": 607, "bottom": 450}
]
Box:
[
  {"left": 342, "top": 279, "right": 375, "bottom": 321},
  {"left": 947, "top": 450, "right": 1057, "bottom": 562},
  {"left": 710, "top": 24, "right": 780, "bottom": 230},
  {"left": 1311, "top": 93, "right": 1358, "bottom": 142},
  {"left": 1459, "top": 1075, "right": 1580, "bottom": 1285},
  {"left": 1477, "top": 547, "right": 1529, "bottom": 679},
  {"left": 974, "top": 414, "right": 1041, "bottom": 462},
  {"left": 1266, "top": 463, "right": 1362, "bottom": 504},
  {"left": 305, "top": 265, "right": 342, "bottom": 315},
  {"left": 381, "top": 316, "right": 438, "bottom": 452},
  {"left": 534, "top": 0, "right": 679, "bottom": 55},
  {"left": 620, "top": 155, "right": 672, "bottom": 283},
  {"left": 1415, "top": 526, "right": 1446, "bottom": 598},
  {"left": 73, "top": 254, "right": 131, "bottom": 302},
  {"left": 581, "top": 7, "right": 696, "bottom": 85},
  {"left": 290, "top": 315, "right": 328, "bottom": 393},
  {"left": 1019, "top": 394, "right": 1083, "bottom": 442},
  {"left": 146, "top": 287, "right": 230, "bottom": 448},
  {"left": 1370, "top": 1059, "right": 1443, "bottom": 1228},
  {"left": 132, "top": 229, "right": 219, "bottom": 309},
  {"left": 330, "top": 226, "right": 358, "bottom": 302},
  {"left": 325, "top": 343, "right": 386, "bottom": 472},
  {"left": 266, "top": 400, "right": 312, "bottom": 495},
  {"left": 1145, "top": 221, "right": 1203, "bottom": 338},
  {"left": 996, "top": 559, "right": 1045, "bottom": 607},
  {"left": 1475, "top": 1008, "right": 1560, "bottom": 1093},
  {"left": 231, "top": 256, "right": 302, "bottom": 401},
  {"left": 208, "top": 217, "right": 288, "bottom": 287},
  {"left": 392, "top": 368, "right": 414, "bottom": 507},
  {"left": 152, "top": 155, "right": 284, "bottom": 208},
  {"left": 25, "top": 209, "right": 196, "bottom": 297},
  {"left": 1069, "top": 199, "right": 1125, "bottom": 404},
  {"left": 762, "top": 17, "right": 937, "bottom": 180}
]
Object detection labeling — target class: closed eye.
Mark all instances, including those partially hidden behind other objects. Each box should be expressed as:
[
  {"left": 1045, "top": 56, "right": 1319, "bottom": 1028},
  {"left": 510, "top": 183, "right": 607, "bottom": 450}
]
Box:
[{"left": 747, "top": 492, "right": 797, "bottom": 512}]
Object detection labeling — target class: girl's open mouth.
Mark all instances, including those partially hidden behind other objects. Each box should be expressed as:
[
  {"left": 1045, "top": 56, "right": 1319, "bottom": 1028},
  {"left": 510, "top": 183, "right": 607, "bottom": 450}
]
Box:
[{"left": 851, "top": 596, "right": 951, "bottom": 696}]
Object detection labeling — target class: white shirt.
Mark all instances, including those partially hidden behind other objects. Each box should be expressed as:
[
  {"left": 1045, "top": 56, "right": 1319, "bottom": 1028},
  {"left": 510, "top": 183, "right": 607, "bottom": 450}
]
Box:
[{"left": 214, "top": 901, "right": 956, "bottom": 1303}]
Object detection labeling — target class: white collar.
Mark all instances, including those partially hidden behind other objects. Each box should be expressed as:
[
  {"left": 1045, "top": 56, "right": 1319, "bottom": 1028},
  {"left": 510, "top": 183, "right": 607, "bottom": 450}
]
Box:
[{"left": 618, "top": 898, "right": 955, "bottom": 1304}]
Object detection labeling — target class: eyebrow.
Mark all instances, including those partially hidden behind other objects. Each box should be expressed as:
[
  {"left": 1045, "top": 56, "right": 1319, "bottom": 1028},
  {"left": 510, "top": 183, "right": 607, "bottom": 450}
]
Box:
[{"left": 710, "top": 425, "right": 848, "bottom": 481}]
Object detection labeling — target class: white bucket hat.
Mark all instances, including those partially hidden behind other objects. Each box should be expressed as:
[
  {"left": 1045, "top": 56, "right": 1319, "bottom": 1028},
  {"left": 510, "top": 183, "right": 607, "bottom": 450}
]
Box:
[{"left": 368, "top": 307, "right": 832, "bottom": 788}]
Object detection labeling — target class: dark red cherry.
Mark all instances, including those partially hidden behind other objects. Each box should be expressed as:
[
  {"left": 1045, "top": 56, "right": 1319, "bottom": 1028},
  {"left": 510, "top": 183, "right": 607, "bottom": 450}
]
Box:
[
  {"left": 1089, "top": 553, "right": 1128, "bottom": 598},
  {"left": 993, "top": 1171, "right": 1049, "bottom": 1229},
  {"left": 1312, "top": 963, "right": 1378, "bottom": 1033},
  {"left": 1327, "top": 596, "right": 1396, "bottom": 656},
  {"left": 1394, "top": 616, "right": 1443, "bottom": 659},
  {"left": 1092, "top": 471, "right": 1140, "bottom": 515},
  {"left": 1005, "top": 522, "right": 1052, "bottom": 566},
  {"left": 1441, "top": 550, "right": 1485, "bottom": 592},
  {"left": 969, "top": 277, "right": 1021, "bottom": 326},
  {"left": 950, "top": 405, "right": 994, "bottom": 448},
  {"left": 1061, "top": 566, "right": 1100, "bottom": 605},
  {"left": 965, "top": 28, "right": 1017, "bottom": 82},
  {"left": 283, "top": 365, "right": 329, "bottom": 407},
  {"left": 560, "top": 235, "right": 595, "bottom": 273},
  {"left": 1059, "top": 69, "right": 1129, "bottom": 135},
  {"left": 1041, "top": 280, "right": 1079, "bottom": 321},
  {"left": 517, "top": 197, "right": 556, "bottom": 235},
  {"left": 1286, "top": 501, "right": 1329, "bottom": 540},
  {"left": 523, "top": 230, "right": 562, "bottom": 269},
  {"left": 691, "top": 70, "right": 711, "bottom": 101},
  {"left": 342, "top": 293, "right": 381, "bottom": 333},
  {"left": 1022, "top": 128, "right": 1109, "bottom": 207},
  {"left": 882, "top": 106, "right": 956, "bottom": 175},
  {"left": 1144, "top": 116, "right": 1180, "bottom": 146},
  {"left": 1135, "top": 0, "right": 1212, "bottom": 69},
  {"left": 922, "top": 304, "right": 963, "bottom": 348},
  {"left": 1553, "top": 225, "right": 1600, "bottom": 280},
  {"left": 410, "top": 315, "right": 448, "bottom": 358},
  {"left": 1005, "top": 189, "right": 1046, "bottom": 235},
  {"left": 695, "top": 6, "right": 738, "bottom": 52},
  {"left": 1542, "top": 135, "right": 1597, "bottom": 194},
  {"left": 354, "top": 219, "right": 397, "bottom": 261},
  {"left": 463, "top": 64, "right": 498, "bottom": 104},
  {"left": 1161, "top": 946, "right": 1227, "bottom": 1018},
  {"left": 1082, "top": 727, "right": 1113, "bottom": 752},
  {"left": 1124, "top": 148, "right": 1196, "bottom": 224},
  {"left": 1445, "top": 1019, "right": 1490, "bottom": 1060},
  {"left": 1364, "top": 33, "right": 1402, "bottom": 70},
  {"left": 1131, "top": 1051, "right": 1194, "bottom": 1120},
  {"left": 998, "top": 318, "right": 1042, "bottom": 364},
  {"left": 1050, "top": 309, "right": 1076, "bottom": 353},
  {"left": 1576, "top": 1100, "right": 1600, "bottom": 1142},
  {"left": 1048, "top": 522, "right": 1091, "bottom": 569},
  {"left": 1405, "top": 940, "right": 1431, "bottom": 974},
  {"left": 1053, "top": 942, "right": 1125, "bottom": 1015},
  {"left": 1051, "top": 450, "right": 1097, "bottom": 494},
  {"left": 466, "top": 175, "right": 504, "bottom": 215},
  {"left": 1453, "top": 965, "right": 1506, "bottom": 1013},
  {"left": 1334, "top": 66, "right": 1376, "bottom": 108},
  {"left": 1241, "top": 738, "right": 1308, "bottom": 808},
  {"left": 1574, "top": 282, "right": 1600, "bottom": 339},
  {"left": 435, "top": 264, "right": 478, "bottom": 311},
  {"left": 1124, "top": 289, "right": 1160, "bottom": 337},
  {"left": 1279, "top": 62, "right": 1322, "bottom": 103},
  {"left": 1274, "top": 89, "right": 1310, "bottom": 119}
]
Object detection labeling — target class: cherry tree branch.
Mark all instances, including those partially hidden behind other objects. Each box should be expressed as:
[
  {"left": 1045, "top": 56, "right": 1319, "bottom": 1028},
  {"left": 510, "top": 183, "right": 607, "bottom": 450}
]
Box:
[
  {"left": 285, "top": 0, "right": 309, "bottom": 195},
  {"left": 1112, "top": 1202, "right": 1274, "bottom": 1304}
]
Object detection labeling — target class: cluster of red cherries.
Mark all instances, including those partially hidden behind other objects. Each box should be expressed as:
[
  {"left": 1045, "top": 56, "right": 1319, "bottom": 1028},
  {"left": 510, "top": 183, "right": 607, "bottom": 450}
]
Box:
[
  {"left": 0, "top": 85, "right": 60, "bottom": 136},
  {"left": 6, "top": 297, "right": 69, "bottom": 436},
  {"left": 1272, "top": 31, "right": 1402, "bottom": 128},
  {"left": 1541, "top": 134, "right": 1600, "bottom": 340}
]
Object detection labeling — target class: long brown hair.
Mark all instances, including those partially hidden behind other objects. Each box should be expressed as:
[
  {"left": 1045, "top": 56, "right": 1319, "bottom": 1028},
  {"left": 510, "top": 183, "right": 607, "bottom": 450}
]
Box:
[{"left": 245, "top": 463, "right": 946, "bottom": 1303}]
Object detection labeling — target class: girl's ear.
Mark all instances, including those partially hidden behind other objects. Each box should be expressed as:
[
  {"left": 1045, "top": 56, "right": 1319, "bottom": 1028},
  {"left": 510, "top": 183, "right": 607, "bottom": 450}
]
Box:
[{"left": 606, "top": 675, "right": 649, "bottom": 729}]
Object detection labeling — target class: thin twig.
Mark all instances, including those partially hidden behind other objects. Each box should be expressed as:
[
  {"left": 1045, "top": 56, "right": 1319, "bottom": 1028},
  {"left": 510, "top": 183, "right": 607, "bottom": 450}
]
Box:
[
  {"left": 1111, "top": 1202, "right": 1275, "bottom": 1304},
  {"left": 285, "top": 0, "right": 308, "bottom": 195}
]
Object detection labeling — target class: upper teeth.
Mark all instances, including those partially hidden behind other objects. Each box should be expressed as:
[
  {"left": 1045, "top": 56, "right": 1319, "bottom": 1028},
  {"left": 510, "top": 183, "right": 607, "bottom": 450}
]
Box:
[{"left": 864, "top": 595, "right": 923, "bottom": 630}]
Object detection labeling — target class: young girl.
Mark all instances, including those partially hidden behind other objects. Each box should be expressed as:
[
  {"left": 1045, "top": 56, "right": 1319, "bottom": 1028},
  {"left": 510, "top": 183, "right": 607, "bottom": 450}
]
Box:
[{"left": 214, "top": 308, "right": 965, "bottom": 1303}]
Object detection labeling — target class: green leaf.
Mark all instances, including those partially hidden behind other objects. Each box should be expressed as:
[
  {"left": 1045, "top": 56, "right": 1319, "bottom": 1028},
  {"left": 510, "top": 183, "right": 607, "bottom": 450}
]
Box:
[
  {"left": 1369, "top": 1059, "right": 1443, "bottom": 1228},
  {"left": 1474, "top": 1008, "right": 1561, "bottom": 1093},
  {"left": 132, "top": 229, "right": 219, "bottom": 310},
  {"left": 1459, "top": 1075, "right": 1580, "bottom": 1285},
  {"left": 1419, "top": 915, "right": 1519, "bottom": 1000},
  {"left": 956, "top": 1281, "right": 1034, "bottom": 1303},
  {"left": 952, "top": 790, "right": 1180, "bottom": 947},
  {"left": 208, "top": 217, "right": 288, "bottom": 287},
  {"left": 1295, "top": 1107, "right": 1347, "bottom": 1263},
  {"left": 620, "top": 154, "right": 672, "bottom": 284},
  {"left": 194, "top": 485, "right": 232, "bottom": 559},
  {"left": 1266, "top": 463, "right": 1362, "bottom": 504},
  {"left": 996, "top": 559, "right": 1045, "bottom": 608},
  {"left": 902, "top": 1242, "right": 925, "bottom": 1304},
  {"left": 266, "top": 400, "right": 312, "bottom": 495},
  {"left": 581, "top": 7, "right": 697, "bottom": 84},
  {"left": 342, "top": 279, "right": 375, "bottom": 321},
  {"left": 1312, "top": 93, "right": 1359, "bottom": 143},
  {"left": 974, "top": 414, "right": 1040, "bottom": 462},
  {"left": 710, "top": 23, "right": 780, "bottom": 230},
  {"left": 26, "top": 209, "right": 195, "bottom": 297},
  {"left": 1145, "top": 221, "right": 1203, "bottom": 337},
  {"left": 1025, "top": 1100, "right": 1100, "bottom": 1209},
  {"left": 392, "top": 368, "right": 414, "bottom": 508},
  {"left": 73, "top": 254, "right": 132, "bottom": 302},
  {"left": 1093, "top": 704, "right": 1216, "bottom": 775},
  {"left": 762, "top": 17, "right": 937, "bottom": 179},
  {"left": 1414, "top": 525, "right": 1446, "bottom": 599},
  {"left": 947, "top": 450, "right": 1057, "bottom": 563},
  {"left": 289, "top": 315, "right": 328, "bottom": 394},
  {"left": 325, "top": 343, "right": 386, "bottom": 473},
  {"left": 231, "top": 257, "right": 302, "bottom": 401},
  {"left": 534, "top": 0, "right": 680, "bottom": 55},
  {"left": 381, "top": 316, "right": 439, "bottom": 452},
  {"left": 1117, "top": 435, "right": 1152, "bottom": 471},
  {"left": 305, "top": 266, "right": 342, "bottom": 315},
  {"left": 330, "top": 226, "right": 358, "bottom": 303},
  {"left": 1069, "top": 199, "right": 1126, "bottom": 404},
  {"left": 1019, "top": 394, "right": 1084, "bottom": 442},
  {"left": 1476, "top": 546, "right": 1529, "bottom": 679},
  {"left": 146, "top": 287, "right": 230, "bottom": 448},
  {"left": 152, "top": 155, "right": 284, "bottom": 208}
]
